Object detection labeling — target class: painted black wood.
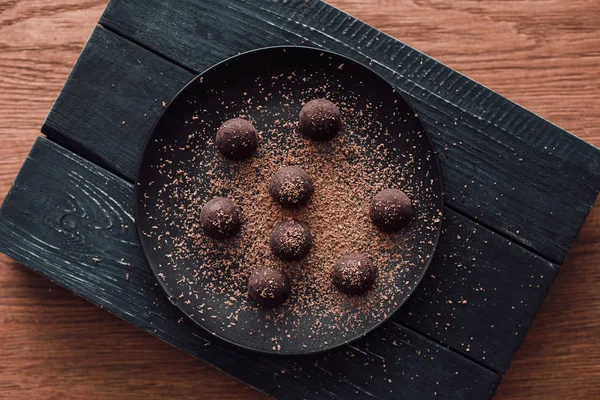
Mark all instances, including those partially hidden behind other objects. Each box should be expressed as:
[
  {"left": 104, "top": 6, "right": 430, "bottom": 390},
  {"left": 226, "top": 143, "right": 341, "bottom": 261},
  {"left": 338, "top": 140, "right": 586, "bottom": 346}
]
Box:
[
  {"left": 37, "top": 22, "right": 562, "bottom": 373},
  {"left": 35, "top": 17, "right": 569, "bottom": 372},
  {"left": 2, "top": 126, "right": 558, "bottom": 375},
  {"left": 0, "top": 137, "right": 501, "bottom": 399},
  {"left": 42, "top": 26, "right": 194, "bottom": 179},
  {"left": 87, "top": 0, "right": 600, "bottom": 264},
  {"left": 394, "top": 212, "right": 557, "bottom": 373}
]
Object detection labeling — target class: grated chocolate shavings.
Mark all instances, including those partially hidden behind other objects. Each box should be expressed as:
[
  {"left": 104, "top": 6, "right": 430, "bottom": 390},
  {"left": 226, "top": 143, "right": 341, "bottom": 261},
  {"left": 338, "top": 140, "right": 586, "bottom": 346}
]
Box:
[{"left": 141, "top": 66, "right": 442, "bottom": 351}]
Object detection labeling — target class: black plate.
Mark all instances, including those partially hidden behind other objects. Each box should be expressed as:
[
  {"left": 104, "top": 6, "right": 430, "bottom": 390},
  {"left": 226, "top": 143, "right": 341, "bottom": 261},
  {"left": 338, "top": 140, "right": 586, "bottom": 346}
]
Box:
[{"left": 135, "top": 46, "right": 443, "bottom": 355}]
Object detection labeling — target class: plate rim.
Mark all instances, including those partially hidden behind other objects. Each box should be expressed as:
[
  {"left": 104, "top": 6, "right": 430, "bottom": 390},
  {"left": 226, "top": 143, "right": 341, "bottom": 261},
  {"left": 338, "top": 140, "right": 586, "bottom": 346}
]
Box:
[{"left": 134, "top": 45, "right": 445, "bottom": 355}]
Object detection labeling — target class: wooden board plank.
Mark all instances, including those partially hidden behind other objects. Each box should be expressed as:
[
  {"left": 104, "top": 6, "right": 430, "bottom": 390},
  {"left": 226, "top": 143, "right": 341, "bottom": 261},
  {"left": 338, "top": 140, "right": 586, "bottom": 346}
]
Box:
[
  {"left": 395, "top": 212, "right": 558, "bottom": 373},
  {"left": 6, "top": 125, "right": 557, "bottom": 376},
  {"left": 40, "top": 26, "right": 560, "bottom": 374},
  {"left": 42, "top": 26, "right": 194, "bottom": 179},
  {"left": 0, "top": 137, "right": 500, "bottom": 400},
  {"left": 87, "top": 0, "right": 600, "bottom": 264}
]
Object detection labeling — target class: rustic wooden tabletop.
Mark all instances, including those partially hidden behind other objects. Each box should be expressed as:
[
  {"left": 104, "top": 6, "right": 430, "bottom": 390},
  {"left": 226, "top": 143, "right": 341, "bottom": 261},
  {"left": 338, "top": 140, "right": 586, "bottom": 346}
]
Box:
[{"left": 0, "top": 0, "right": 598, "bottom": 398}]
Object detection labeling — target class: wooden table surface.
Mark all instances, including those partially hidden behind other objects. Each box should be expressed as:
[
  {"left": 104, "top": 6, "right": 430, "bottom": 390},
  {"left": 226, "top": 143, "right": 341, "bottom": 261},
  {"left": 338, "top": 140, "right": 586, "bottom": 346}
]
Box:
[{"left": 1, "top": 0, "right": 598, "bottom": 398}]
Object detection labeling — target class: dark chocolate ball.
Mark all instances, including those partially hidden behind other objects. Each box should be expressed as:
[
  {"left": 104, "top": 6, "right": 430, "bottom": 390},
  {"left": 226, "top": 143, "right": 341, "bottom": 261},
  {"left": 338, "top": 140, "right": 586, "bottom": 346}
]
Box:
[
  {"left": 270, "top": 220, "right": 312, "bottom": 261},
  {"left": 370, "top": 189, "right": 413, "bottom": 232},
  {"left": 331, "top": 253, "right": 377, "bottom": 296},
  {"left": 200, "top": 197, "right": 242, "bottom": 240},
  {"left": 269, "top": 166, "right": 314, "bottom": 208},
  {"left": 248, "top": 267, "right": 290, "bottom": 308},
  {"left": 215, "top": 118, "right": 258, "bottom": 161},
  {"left": 299, "top": 99, "right": 342, "bottom": 141}
]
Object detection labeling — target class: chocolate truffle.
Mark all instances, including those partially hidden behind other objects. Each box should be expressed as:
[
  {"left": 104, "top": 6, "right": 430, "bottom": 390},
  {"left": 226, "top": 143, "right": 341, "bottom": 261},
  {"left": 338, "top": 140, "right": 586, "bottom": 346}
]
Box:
[
  {"left": 200, "top": 197, "right": 242, "bottom": 240},
  {"left": 331, "top": 253, "right": 377, "bottom": 296},
  {"left": 269, "top": 166, "right": 314, "bottom": 208},
  {"left": 370, "top": 189, "right": 413, "bottom": 232},
  {"left": 270, "top": 220, "right": 312, "bottom": 261},
  {"left": 215, "top": 118, "right": 258, "bottom": 160},
  {"left": 248, "top": 267, "right": 290, "bottom": 308},
  {"left": 299, "top": 99, "right": 342, "bottom": 141}
]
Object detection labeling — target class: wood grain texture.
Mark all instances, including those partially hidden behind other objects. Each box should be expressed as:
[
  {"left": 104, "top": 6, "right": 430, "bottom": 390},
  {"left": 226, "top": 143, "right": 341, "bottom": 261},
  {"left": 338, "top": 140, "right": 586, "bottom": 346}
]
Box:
[
  {"left": 94, "top": 0, "right": 600, "bottom": 264},
  {"left": 0, "top": 137, "right": 502, "bottom": 400},
  {"left": 395, "top": 212, "right": 556, "bottom": 373},
  {"left": 43, "top": 25, "right": 194, "bottom": 178},
  {"left": 0, "top": 0, "right": 106, "bottom": 201},
  {"left": 0, "top": 0, "right": 599, "bottom": 399}
]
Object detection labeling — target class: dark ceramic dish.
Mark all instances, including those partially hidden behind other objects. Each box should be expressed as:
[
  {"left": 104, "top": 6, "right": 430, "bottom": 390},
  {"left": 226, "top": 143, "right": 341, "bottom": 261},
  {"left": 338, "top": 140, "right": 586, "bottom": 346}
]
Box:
[{"left": 135, "top": 46, "right": 444, "bottom": 355}]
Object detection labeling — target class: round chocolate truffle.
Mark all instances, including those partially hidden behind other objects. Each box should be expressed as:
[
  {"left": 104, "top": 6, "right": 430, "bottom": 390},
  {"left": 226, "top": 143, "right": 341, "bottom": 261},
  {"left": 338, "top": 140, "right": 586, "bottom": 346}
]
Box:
[
  {"left": 270, "top": 220, "right": 312, "bottom": 261},
  {"left": 215, "top": 118, "right": 258, "bottom": 161},
  {"left": 248, "top": 267, "right": 290, "bottom": 308},
  {"left": 299, "top": 99, "right": 342, "bottom": 141},
  {"left": 200, "top": 197, "right": 242, "bottom": 240},
  {"left": 370, "top": 189, "right": 413, "bottom": 232},
  {"left": 269, "top": 166, "right": 314, "bottom": 208},
  {"left": 331, "top": 253, "right": 377, "bottom": 296}
]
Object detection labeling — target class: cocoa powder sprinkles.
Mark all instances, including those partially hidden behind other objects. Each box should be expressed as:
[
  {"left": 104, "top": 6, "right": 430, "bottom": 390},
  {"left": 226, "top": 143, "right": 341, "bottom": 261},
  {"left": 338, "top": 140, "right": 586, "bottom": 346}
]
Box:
[{"left": 137, "top": 47, "right": 443, "bottom": 354}]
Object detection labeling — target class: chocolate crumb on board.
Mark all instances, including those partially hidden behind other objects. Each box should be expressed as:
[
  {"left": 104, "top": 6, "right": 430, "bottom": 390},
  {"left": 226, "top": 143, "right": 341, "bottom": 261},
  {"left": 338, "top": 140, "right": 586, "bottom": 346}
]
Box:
[{"left": 141, "top": 63, "right": 442, "bottom": 352}]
